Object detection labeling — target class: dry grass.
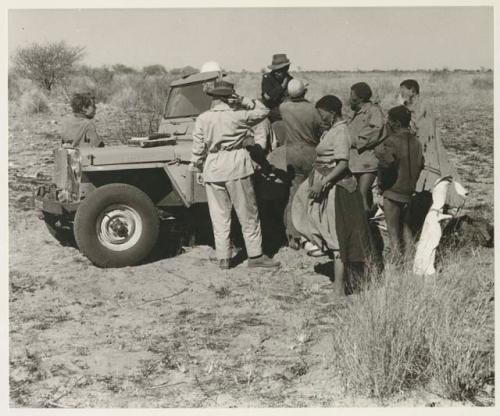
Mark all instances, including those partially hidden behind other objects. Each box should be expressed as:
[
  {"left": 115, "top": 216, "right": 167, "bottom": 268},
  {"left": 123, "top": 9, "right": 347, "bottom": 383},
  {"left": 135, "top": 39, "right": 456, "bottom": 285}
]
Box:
[
  {"left": 8, "top": 68, "right": 493, "bottom": 407},
  {"left": 330, "top": 246, "right": 494, "bottom": 402}
]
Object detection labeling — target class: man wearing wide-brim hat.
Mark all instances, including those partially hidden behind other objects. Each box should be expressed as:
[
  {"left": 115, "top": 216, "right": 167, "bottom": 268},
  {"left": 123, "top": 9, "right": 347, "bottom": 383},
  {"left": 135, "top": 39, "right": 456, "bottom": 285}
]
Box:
[
  {"left": 261, "top": 53, "right": 294, "bottom": 113},
  {"left": 189, "top": 79, "right": 281, "bottom": 270}
]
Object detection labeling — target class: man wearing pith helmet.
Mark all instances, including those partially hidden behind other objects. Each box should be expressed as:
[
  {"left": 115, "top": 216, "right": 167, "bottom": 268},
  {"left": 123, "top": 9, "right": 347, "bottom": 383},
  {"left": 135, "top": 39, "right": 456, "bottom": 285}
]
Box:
[
  {"left": 261, "top": 53, "right": 294, "bottom": 118},
  {"left": 279, "top": 78, "right": 322, "bottom": 249},
  {"left": 189, "top": 79, "right": 281, "bottom": 270}
]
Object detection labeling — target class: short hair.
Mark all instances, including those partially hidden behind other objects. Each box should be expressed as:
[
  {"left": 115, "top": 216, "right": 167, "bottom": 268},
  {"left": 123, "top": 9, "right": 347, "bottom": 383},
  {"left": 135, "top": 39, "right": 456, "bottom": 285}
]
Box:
[
  {"left": 350, "top": 82, "right": 372, "bottom": 101},
  {"left": 388, "top": 105, "right": 412, "bottom": 128},
  {"left": 400, "top": 79, "right": 420, "bottom": 94},
  {"left": 70, "top": 93, "right": 95, "bottom": 114},
  {"left": 316, "top": 95, "right": 342, "bottom": 116}
]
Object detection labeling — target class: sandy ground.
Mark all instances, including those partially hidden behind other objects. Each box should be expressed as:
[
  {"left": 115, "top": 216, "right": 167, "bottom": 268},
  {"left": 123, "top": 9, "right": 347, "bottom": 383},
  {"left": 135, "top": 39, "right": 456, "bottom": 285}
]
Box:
[{"left": 8, "top": 98, "right": 494, "bottom": 407}]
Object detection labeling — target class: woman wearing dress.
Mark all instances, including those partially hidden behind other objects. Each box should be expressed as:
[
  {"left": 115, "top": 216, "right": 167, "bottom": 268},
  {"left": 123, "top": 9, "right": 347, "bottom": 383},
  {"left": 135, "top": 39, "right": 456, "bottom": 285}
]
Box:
[{"left": 292, "top": 95, "right": 374, "bottom": 296}]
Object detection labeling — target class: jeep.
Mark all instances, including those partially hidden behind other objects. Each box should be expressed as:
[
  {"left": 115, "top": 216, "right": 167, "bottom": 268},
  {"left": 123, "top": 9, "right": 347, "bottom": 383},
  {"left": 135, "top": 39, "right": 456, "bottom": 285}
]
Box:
[{"left": 34, "top": 70, "right": 222, "bottom": 268}]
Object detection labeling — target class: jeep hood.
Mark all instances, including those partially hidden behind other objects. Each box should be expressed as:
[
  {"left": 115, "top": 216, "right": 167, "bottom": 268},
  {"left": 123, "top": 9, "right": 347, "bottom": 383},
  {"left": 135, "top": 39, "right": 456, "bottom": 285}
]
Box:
[{"left": 79, "top": 141, "right": 194, "bottom": 167}]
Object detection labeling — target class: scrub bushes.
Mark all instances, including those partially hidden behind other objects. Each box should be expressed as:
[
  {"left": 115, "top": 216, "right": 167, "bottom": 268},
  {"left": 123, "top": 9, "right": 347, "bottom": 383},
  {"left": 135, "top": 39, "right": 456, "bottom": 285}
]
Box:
[
  {"left": 109, "top": 76, "right": 171, "bottom": 142},
  {"left": 18, "top": 87, "right": 50, "bottom": 115},
  {"left": 331, "top": 247, "right": 494, "bottom": 402},
  {"left": 472, "top": 77, "right": 494, "bottom": 90},
  {"left": 8, "top": 72, "right": 21, "bottom": 101}
]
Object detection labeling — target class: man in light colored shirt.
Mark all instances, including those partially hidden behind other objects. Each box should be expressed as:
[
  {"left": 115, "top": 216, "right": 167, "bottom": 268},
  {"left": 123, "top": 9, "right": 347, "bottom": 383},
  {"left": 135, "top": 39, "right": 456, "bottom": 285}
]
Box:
[
  {"left": 61, "top": 92, "right": 104, "bottom": 148},
  {"left": 189, "top": 79, "right": 281, "bottom": 270}
]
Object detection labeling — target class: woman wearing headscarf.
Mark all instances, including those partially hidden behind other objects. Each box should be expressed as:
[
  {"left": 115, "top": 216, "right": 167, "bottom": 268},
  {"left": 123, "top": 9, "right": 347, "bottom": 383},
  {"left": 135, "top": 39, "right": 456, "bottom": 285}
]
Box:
[{"left": 292, "top": 95, "right": 374, "bottom": 296}]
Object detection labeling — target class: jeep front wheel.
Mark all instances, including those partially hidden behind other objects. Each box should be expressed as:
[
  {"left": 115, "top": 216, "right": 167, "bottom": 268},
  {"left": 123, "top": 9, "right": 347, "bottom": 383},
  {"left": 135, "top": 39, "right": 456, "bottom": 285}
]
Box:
[{"left": 74, "top": 184, "right": 160, "bottom": 268}]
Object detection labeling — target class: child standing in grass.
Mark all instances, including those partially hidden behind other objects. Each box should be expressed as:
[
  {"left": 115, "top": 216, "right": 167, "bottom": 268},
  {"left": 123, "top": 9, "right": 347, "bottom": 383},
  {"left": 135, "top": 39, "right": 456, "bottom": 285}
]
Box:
[{"left": 376, "top": 105, "right": 424, "bottom": 261}]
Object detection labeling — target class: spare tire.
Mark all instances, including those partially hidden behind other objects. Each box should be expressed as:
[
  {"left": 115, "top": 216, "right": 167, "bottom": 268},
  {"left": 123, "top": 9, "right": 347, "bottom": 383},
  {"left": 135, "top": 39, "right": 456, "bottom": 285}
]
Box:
[{"left": 74, "top": 183, "right": 160, "bottom": 268}]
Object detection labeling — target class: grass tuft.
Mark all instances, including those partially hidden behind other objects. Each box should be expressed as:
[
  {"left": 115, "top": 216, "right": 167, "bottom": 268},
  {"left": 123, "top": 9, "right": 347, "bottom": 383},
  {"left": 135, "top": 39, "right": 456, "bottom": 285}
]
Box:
[{"left": 331, "top": 247, "right": 493, "bottom": 401}]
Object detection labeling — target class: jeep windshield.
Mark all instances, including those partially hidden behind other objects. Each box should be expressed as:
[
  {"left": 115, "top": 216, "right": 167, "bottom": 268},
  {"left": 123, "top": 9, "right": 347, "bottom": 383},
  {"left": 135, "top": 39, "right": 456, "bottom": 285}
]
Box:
[{"left": 164, "top": 83, "right": 213, "bottom": 119}]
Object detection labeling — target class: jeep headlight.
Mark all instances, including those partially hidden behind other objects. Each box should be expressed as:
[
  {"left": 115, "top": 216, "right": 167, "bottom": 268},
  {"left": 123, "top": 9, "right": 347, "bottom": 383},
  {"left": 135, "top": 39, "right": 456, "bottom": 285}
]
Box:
[{"left": 54, "top": 147, "right": 82, "bottom": 203}]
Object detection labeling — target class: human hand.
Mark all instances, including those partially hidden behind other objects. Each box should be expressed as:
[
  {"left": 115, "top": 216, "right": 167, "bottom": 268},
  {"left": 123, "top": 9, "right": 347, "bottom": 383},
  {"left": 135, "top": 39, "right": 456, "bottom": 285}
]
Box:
[
  {"left": 227, "top": 93, "right": 243, "bottom": 107},
  {"left": 196, "top": 173, "right": 205, "bottom": 186},
  {"left": 309, "top": 180, "right": 325, "bottom": 200}
]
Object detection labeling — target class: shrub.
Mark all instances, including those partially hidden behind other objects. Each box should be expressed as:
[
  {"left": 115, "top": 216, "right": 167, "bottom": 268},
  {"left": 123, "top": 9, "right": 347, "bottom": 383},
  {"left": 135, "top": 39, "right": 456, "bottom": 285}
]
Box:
[
  {"left": 12, "top": 41, "right": 85, "bottom": 91},
  {"left": 61, "top": 75, "right": 97, "bottom": 102},
  {"left": 143, "top": 64, "right": 167, "bottom": 76},
  {"left": 18, "top": 87, "right": 50, "bottom": 115},
  {"left": 112, "top": 63, "right": 138, "bottom": 75},
  {"left": 429, "top": 69, "right": 451, "bottom": 83},
  {"left": 77, "top": 65, "right": 115, "bottom": 102},
  {"left": 426, "top": 250, "right": 494, "bottom": 401},
  {"left": 110, "top": 85, "right": 142, "bottom": 109},
  {"left": 331, "top": 247, "right": 494, "bottom": 402},
  {"left": 332, "top": 267, "right": 433, "bottom": 399},
  {"left": 471, "top": 77, "right": 493, "bottom": 90},
  {"left": 8, "top": 71, "right": 21, "bottom": 101}
]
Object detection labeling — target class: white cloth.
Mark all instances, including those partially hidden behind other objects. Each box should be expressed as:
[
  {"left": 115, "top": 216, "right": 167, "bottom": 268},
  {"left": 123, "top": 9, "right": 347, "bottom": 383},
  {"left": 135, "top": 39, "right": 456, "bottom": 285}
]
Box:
[
  {"left": 205, "top": 176, "right": 263, "bottom": 260},
  {"left": 413, "top": 178, "right": 467, "bottom": 275}
]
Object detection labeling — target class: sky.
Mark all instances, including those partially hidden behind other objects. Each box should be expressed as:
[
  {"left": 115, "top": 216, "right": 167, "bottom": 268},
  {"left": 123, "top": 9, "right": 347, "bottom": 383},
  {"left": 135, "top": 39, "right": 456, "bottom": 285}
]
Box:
[{"left": 7, "top": 6, "right": 494, "bottom": 72}]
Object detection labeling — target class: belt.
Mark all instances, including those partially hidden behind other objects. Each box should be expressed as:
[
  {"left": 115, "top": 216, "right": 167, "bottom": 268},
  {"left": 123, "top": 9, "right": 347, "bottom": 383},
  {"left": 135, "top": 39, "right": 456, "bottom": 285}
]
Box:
[{"left": 209, "top": 146, "right": 244, "bottom": 154}]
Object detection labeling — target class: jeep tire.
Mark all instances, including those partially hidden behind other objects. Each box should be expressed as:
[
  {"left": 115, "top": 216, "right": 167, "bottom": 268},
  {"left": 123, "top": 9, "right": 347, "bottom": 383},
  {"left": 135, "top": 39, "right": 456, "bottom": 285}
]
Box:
[{"left": 74, "top": 183, "right": 160, "bottom": 268}]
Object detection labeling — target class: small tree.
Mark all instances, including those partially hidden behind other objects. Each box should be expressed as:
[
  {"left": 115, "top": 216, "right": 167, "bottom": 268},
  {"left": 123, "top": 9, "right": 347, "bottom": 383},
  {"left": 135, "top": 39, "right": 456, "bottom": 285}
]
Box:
[
  {"left": 13, "top": 41, "right": 85, "bottom": 91},
  {"left": 142, "top": 64, "right": 167, "bottom": 76},
  {"left": 112, "top": 64, "right": 137, "bottom": 75}
]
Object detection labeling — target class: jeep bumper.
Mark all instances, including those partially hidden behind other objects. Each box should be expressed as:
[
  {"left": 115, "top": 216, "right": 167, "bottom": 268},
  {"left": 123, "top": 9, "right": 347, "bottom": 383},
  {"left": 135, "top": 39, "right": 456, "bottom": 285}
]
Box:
[{"left": 33, "top": 186, "right": 79, "bottom": 216}]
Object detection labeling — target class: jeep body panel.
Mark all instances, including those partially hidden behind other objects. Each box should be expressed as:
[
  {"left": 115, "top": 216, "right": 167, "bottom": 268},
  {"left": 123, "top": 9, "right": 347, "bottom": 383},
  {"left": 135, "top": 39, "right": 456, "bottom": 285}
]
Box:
[{"left": 35, "top": 71, "right": 219, "bottom": 218}]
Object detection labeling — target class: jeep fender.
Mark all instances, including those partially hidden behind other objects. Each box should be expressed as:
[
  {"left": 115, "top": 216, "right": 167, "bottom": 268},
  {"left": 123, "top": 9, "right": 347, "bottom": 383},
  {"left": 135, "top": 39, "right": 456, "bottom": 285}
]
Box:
[{"left": 162, "top": 163, "right": 207, "bottom": 207}]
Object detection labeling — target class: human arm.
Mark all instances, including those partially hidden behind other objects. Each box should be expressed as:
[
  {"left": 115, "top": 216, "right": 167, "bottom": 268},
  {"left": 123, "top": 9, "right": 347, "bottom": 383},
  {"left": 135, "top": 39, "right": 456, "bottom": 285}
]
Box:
[
  {"left": 309, "top": 160, "right": 349, "bottom": 199},
  {"left": 189, "top": 118, "right": 207, "bottom": 172},
  {"left": 246, "top": 119, "right": 273, "bottom": 172},
  {"left": 309, "top": 126, "right": 350, "bottom": 199},
  {"left": 238, "top": 97, "right": 271, "bottom": 127},
  {"left": 356, "top": 105, "right": 385, "bottom": 153},
  {"left": 261, "top": 75, "right": 288, "bottom": 107},
  {"left": 84, "top": 122, "right": 104, "bottom": 147},
  {"left": 375, "top": 137, "right": 398, "bottom": 191}
]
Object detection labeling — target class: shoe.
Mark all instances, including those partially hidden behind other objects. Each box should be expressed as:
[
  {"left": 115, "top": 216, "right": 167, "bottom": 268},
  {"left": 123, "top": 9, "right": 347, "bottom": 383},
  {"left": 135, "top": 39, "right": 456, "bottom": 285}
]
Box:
[
  {"left": 248, "top": 254, "right": 281, "bottom": 268},
  {"left": 306, "top": 248, "right": 326, "bottom": 257},
  {"left": 302, "top": 241, "right": 324, "bottom": 256},
  {"left": 219, "top": 259, "right": 231, "bottom": 270}
]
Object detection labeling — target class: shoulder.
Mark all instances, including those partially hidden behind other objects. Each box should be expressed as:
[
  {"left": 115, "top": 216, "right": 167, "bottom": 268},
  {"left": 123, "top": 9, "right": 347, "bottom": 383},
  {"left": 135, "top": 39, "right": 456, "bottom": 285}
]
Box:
[
  {"left": 330, "top": 123, "right": 350, "bottom": 141},
  {"left": 279, "top": 100, "right": 291, "bottom": 111},
  {"left": 368, "top": 103, "right": 384, "bottom": 116},
  {"left": 196, "top": 110, "right": 213, "bottom": 123}
]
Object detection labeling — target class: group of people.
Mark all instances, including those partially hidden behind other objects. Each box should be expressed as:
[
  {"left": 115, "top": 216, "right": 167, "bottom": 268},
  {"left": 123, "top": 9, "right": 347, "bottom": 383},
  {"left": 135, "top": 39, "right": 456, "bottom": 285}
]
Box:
[
  {"left": 189, "top": 54, "right": 462, "bottom": 295},
  {"left": 60, "top": 53, "right": 462, "bottom": 294}
]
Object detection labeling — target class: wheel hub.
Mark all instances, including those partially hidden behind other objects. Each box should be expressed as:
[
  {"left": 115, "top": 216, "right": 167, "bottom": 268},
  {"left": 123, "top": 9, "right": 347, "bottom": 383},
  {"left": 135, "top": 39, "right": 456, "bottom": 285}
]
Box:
[{"left": 97, "top": 205, "right": 143, "bottom": 252}]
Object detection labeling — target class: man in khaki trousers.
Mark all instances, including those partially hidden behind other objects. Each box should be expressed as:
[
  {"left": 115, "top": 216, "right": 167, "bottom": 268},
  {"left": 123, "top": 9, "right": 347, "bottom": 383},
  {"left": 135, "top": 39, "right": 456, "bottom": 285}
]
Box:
[{"left": 189, "top": 79, "right": 281, "bottom": 270}]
